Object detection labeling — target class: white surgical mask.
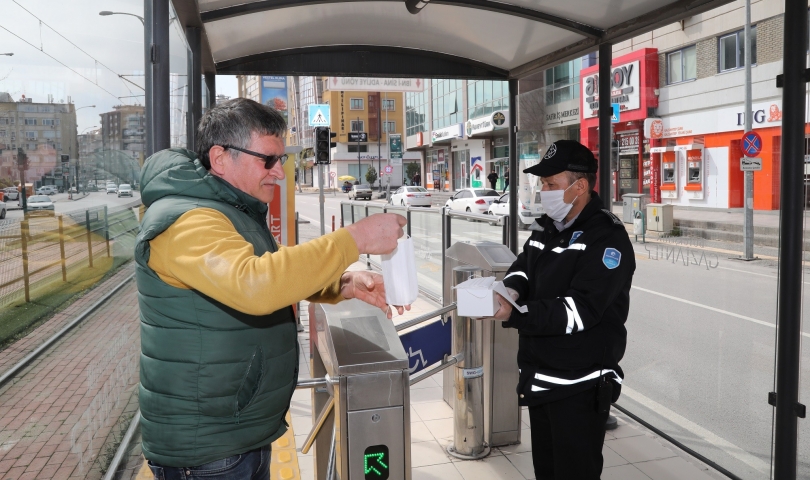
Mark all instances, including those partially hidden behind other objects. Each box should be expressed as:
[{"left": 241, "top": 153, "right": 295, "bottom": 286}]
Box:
[{"left": 540, "top": 182, "right": 580, "bottom": 222}]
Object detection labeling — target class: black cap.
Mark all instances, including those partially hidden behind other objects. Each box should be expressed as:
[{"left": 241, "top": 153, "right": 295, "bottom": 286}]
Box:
[{"left": 523, "top": 140, "right": 597, "bottom": 177}]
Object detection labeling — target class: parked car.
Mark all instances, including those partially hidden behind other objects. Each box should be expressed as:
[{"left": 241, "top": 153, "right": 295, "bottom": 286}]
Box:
[
  {"left": 348, "top": 184, "right": 372, "bottom": 200},
  {"left": 487, "top": 192, "right": 545, "bottom": 229},
  {"left": 389, "top": 186, "right": 431, "bottom": 207},
  {"left": 3, "top": 187, "right": 19, "bottom": 202},
  {"left": 444, "top": 188, "right": 500, "bottom": 215},
  {"left": 106, "top": 184, "right": 118, "bottom": 194},
  {"left": 36, "top": 185, "right": 57, "bottom": 196},
  {"left": 0, "top": 199, "right": 5, "bottom": 219},
  {"left": 26, "top": 195, "right": 55, "bottom": 216},
  {"left": 117, "top": 184, "right": 133, "bottom": 197}
]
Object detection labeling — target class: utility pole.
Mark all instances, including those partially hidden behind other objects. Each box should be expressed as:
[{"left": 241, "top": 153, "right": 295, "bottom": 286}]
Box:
[
  {"left": 741, "top": 0, "right": 755, "bottom": 260},
  {"left": 378, "top": 93, "right": 382, "bottom": 194},
  {"left": 357, "top": 116, "right": 361, "bottom": 183}
]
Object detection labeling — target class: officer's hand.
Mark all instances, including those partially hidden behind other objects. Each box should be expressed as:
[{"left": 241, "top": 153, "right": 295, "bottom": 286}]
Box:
[
  {"left": 345, "top": 214, "right": 406, "bottom": 255},
  {"left": 340, "top": 271, "right": 411, "bottom": 319}
]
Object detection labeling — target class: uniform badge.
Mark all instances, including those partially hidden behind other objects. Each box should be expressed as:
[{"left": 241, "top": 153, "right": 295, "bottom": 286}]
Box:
[
  {"left": 569, "top": 231, "right": 583, "bottom": 246},
  {"left": 603, "top": 248, "right": 621, "bottom": 269}
]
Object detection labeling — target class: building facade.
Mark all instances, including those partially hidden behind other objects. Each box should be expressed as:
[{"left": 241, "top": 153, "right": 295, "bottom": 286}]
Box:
[{"left": 0, "top": 93, "right": 77, "bottom": 187}]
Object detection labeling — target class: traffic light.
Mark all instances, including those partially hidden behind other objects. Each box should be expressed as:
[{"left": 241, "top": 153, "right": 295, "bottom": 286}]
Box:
[{"left": 314, "top": 127, "right": 336, "bottom": 165}]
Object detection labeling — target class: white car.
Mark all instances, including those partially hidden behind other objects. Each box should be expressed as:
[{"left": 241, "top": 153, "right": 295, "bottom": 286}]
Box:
[
  {"left": 389, "top": 186, "right": 431, "bottom": 207},
  {"left": 117, "top": 184, "right": 133, "bottom": 197},
  {"left": 106, "top": 184, "right": 118, "bottom": 194},
  {"left": 444, "top": 188, "right": 500, "bottom": 215},
  {"left": 36, "top": 186, "right": 57, "bottom": 195},
  {"left": 3, "top": 187, "right": 19, "bottom": 202},
  {"left": 0, "top": 199, "right": 5, "bottom": 219},
  {"left": 348, "top": 184, "right": 373, "bottom": 200},
  {"left": 26, "top": 195, "right": 55, "bottom": 216},
  {"left": 487, "top": 192, "right": 545, "bottom": 229}
]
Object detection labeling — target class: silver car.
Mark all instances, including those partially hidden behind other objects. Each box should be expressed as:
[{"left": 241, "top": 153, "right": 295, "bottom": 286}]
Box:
[
  {"left": 117, "top": 184, "right": 133, "bottom": 197},
  {"left": 27, "top": 195, "right": 55, "bottom": 216},
  {"left": 349, "top": 184, "right": 372, "bottom": 200}
]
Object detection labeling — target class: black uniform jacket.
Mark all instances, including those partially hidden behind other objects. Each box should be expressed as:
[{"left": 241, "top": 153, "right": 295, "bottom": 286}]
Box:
[{"left": 502, "top": 193, "right": 635, "bottom": 406}]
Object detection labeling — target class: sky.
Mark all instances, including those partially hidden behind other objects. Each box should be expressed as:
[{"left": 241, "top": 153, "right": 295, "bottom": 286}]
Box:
[{"left": 0, "top": 0, "right": 239, "bottom": 132}]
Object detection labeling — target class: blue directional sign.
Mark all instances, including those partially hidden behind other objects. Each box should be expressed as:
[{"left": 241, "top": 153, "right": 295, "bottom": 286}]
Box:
[
  {"left": 308, "top": 104, "right": 330, "bottom": 126},
  {"left": 611, "top": 103, "right": 620, "bottom": 123},
  {"left": 742, "top": 131, "right": 762, "bottom": 157},
  {"left": 399, "top": 317, "right": 452, "bottom": 375}
]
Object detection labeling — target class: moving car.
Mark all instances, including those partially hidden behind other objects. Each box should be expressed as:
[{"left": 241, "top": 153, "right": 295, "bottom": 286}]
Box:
[
  {"left": 117, "top": 184, "right": 133, "bottom": 197},
  {"left": 389, "top": 186, "right": 431, "bottom": 207},
  {"left": 26, "top": 195, "right": 55, "bottom": 216},
  {"left": 348, "top": 184, "right": 372, "bottom": 200},
  {"left": 106, "top": 184, "right": 118, "bottom": 194},
  {"left": 36, "top": 185, "right": 57, "bottom": 195},
  {"left": 0, "top": 199, "right": 5, "bottom": 219},
  {"left": 3, "top": 187, "right": 19, "bottom": 202},
  {"left": 487, "top": 192, "right": 545, "bottom": 229},
  {"left": 444, "top": 188, "right": 500, "bottom": 214}
]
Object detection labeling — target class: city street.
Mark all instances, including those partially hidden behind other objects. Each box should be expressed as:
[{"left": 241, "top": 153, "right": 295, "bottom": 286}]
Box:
[
  {"left": 2, "top": 190, "right": 141, "bottom": 222},
  {"left": 294, "top": 190, "right": 810, "bottom": 479}
]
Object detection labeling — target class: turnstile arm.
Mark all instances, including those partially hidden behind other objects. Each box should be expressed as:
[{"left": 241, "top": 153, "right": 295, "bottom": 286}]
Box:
[
  {"left": 410, "top": 353, "right": 463, "bottom": 386},
  {"left": 395, "top": 303, "right": 457, "bottom": 332},
  {"left": 301, "top": 396, "right": 334, "bottom": 455}
]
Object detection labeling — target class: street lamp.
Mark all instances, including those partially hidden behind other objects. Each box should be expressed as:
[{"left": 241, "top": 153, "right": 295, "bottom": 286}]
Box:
[
  {"left": 0, "top": 53, "right": 13, "bottom": 57},
  {"left": 76, "top": 105, "right": 96, "bottom": 112},
  {"left": 99, "top": 11, "right": 144, "bottom": 25},
  {"left": 81, "top": 125, "right": 98, "bottom": 134}
]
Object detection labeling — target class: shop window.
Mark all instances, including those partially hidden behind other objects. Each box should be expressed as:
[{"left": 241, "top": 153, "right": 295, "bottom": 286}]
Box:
[
  {"left": 351, "top": 120, "right": 364, "bottom": 132},
  {"left": 347, "top": 144, "right": 369, "bottom": 153},
  {"left": 350, "top": 98, "right": 364, "bottom": 110},
  {"left": 719, "top": 27, "right": 756, "bottom": 72},
  {"left": 667, "top": 46, "right": 697, "bottom": 84}
]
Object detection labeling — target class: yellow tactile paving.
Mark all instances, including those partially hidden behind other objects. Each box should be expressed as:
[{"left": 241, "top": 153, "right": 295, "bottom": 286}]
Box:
[{"left": 137, "top": 412, "right": 301, "bottom": 479}]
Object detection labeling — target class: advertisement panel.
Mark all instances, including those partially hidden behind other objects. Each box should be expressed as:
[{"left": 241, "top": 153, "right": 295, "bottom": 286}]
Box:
[
  {"left": 267, "top": 157, "right": 296, "bottom": 247},
  {"left": 470, "top": 156, "right": 484, "bottom": 188},
  {"left": 261, "top": 76, "right": 289, "bottom": 123},
  {"left": 389, "top": 133, "right": 403, "bottom": 166},
  {"left": 327, "top": 77, "right": 423, "bottom": 92}
]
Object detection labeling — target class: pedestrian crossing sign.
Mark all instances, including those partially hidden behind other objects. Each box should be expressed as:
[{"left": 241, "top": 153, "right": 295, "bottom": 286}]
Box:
[{"left": 308, "top": 104, "right": 330, "bottom": 126}]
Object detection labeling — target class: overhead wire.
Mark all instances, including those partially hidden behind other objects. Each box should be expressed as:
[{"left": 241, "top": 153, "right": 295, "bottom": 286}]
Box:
[
  {"left": 10, "top": 1, "right": 144, "bottom": 94},
  {"left": 0, "top": 25, "right": 122, "bottom": 102}
]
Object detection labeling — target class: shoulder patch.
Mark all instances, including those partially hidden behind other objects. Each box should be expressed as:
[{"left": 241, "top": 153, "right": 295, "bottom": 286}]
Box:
[
  {"left": 603, "top": 248, "right": 621, "bottom": 269},
  {"left": 601, "top": 209, "right": 623, "bottom": 226},
  {"left": 569, "top": 231, "right": 583, "bottom": 245}
]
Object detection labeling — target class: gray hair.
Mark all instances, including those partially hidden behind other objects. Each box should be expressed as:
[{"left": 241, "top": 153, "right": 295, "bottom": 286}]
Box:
[
  {"left": 565, "top": 171, "right": 596, "bottom": 192},
  {"left": 196, "top": 97, "right": 287, "bottom": 169}
]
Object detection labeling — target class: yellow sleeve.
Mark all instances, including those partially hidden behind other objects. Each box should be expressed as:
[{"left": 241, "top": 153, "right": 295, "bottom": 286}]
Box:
[{"left": 147, "top": 208, "right": 360, "bottom": 315}]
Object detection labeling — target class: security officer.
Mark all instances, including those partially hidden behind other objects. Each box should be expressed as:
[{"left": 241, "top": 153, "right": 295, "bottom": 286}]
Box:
[{"left": 485, "top": 140, "right": 635, "bottom": 480}]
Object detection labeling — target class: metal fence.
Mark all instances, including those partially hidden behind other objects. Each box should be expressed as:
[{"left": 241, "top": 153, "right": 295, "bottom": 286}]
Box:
[{"left": 0, "top": 203, "right": 142, "bottom": 309}]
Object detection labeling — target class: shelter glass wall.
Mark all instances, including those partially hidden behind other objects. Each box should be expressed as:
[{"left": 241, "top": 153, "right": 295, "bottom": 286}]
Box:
[
  {"left": 169, "top": 2, "right": 190, "bottom": 150},
  {"left": 516, "top": 44, "right": 792, "bottom": 478}
]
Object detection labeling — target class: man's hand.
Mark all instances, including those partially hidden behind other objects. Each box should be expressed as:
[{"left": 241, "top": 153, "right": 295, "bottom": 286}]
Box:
[
  {"left": 345, "top": 214, "right": 406, "bottom": 255},
  {"left": 340, "top": 271, "right": 411, "bottom": 319},
  {"left": 477, "top": 287, "right": 519, "bottom": 322}
]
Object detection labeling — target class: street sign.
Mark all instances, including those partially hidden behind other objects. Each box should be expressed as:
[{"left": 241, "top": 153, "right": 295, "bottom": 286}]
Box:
[
  {"left": 740, "top": 157, "right": 762, "bottom": 171},
  {"left": 611, "top": 103, "right": 620, "bottom": 123},
  {"left": 389, "top": 133, "right": 402, "bottom": 166},
  {"left": 741, "top": 131, "right": 762, "bottom": 157},
  {"left": 308, "top": 104, "right": 330, "bottom": 126},
  {"left": 399, "top": 317, "right": 451, "bottom": 375},
  {"left": 330, "top": 171, "right": 336, "bottom": 178},
  {"left": 348, "top": 132, "right": 368, "bottom": 142},
  {"left": 384, "top": 165, "right": 393, "bottom": 175}
]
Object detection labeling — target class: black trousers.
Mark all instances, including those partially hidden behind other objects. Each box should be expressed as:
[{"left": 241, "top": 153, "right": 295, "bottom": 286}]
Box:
[{"left": 528, "top": 388, "right": 609, "bottom": 480}]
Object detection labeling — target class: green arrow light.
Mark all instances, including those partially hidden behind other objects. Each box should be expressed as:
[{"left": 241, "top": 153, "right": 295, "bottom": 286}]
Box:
[{"left": 364, "top": 445, "right": 390, "bottom": 480}]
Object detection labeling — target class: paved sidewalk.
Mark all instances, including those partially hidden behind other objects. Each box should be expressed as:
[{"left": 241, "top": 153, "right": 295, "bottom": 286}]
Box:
[{"left": 0, "top": 278, "right": 140, "bottom": 480}]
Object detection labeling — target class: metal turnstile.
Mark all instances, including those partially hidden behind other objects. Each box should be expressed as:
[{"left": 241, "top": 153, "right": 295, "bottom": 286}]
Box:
[
  {"left": 310, "top": 299, "right": 411, "bottom": 480},
  {"left": 443, "top": 241, "right": 521, "bottom": 447}
]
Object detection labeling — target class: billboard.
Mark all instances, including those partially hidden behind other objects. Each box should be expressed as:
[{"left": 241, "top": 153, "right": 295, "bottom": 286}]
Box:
[{"left": 261, "top": 76, "right": 289, "bottom": 123}]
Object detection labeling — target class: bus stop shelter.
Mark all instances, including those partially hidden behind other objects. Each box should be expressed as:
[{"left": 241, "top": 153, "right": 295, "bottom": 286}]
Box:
[{"left": 145, "top": 0, "right": 809, "bottom": 477}]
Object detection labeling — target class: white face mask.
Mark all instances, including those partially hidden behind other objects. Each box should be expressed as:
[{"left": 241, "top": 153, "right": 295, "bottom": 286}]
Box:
[{"left": 540, "top": 182, "right": 580, "bottom": 222}]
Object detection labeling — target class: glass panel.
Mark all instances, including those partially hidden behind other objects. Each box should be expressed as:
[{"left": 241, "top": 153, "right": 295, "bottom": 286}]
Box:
[
  {"left": 516, "top": 46, "right": 781, "bottom": 479},
  {"left": 684, "top": 46, "right": 697, "bottom": 80},
  {"left": 408, "top": 210, "right": 443, "bottom": 296},
  {"left": 668, "top": 51, "right": 682, "bottom": 84},
  {"left": 169, "top": 3, "right": 190, "bottom": 149}
]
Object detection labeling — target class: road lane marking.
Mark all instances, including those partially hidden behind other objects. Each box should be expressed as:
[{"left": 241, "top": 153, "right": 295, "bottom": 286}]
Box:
[
  {"left": 718, "top": 266, "right": 810, "bottom": 286},
  {"left": 620, "top": 385, "right": 771, "bottom": 475},
  {"left": 631, "top": 285, "right": 810, "bottom": 339}
]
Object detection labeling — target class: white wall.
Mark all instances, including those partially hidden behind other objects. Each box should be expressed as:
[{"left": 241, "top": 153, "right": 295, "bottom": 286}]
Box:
[{"left": 662, "top": 147, "right": 730, "bottom": 208}]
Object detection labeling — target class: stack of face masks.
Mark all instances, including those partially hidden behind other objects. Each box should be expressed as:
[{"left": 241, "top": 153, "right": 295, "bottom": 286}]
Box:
[{"left": 381, "top": 236, "right": 418, "bottom": 306}]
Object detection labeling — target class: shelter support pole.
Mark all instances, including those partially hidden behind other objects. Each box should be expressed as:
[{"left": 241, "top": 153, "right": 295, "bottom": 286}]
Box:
[
  {"left": 598, "top": 43, "right": 613, "bottom": 205},
  {"left": 508, "top": 79, "right": 518, "bottom": 255},
  {"left": 205, "top": 73, "right": 216, "bottom": 106},
  {"left": 773, "top": 0, "right": 808, "bottom": 477},
  {"left": 145, "top": 0, "right": 170, "bottom": 156},
  {"left": 742, "top": 0, "right": 754, "bottom": 260},
  {"left": 186, "top": 26, "right": 202, "bottom": 151}
]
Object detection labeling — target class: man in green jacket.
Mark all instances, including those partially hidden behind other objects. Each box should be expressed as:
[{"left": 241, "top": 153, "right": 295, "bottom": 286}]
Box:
[{"left": 137, "top": 98, "right": 407, "bottom": 480}]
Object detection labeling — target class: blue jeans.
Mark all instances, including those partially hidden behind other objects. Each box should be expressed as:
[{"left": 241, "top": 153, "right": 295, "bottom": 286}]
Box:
[{"left": 148, "top": 446, "right": 270, "bottom": 480}]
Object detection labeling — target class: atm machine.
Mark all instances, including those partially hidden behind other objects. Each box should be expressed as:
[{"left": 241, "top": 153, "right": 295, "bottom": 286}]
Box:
[
  {"left": 659, "top": 150, "right": 678, "bottom": 199},
  {"left": 679, "top": 145, "right": 705, "bottom": 200}
]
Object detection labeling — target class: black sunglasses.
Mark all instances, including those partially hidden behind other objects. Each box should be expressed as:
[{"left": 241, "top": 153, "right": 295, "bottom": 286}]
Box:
[{"left": 221, "top": 145, "right": 288, "bottom": 170}]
